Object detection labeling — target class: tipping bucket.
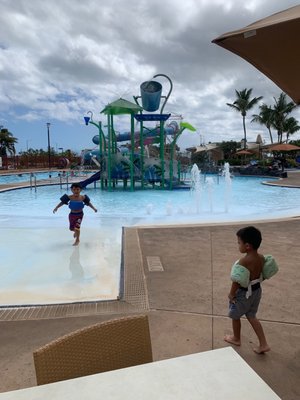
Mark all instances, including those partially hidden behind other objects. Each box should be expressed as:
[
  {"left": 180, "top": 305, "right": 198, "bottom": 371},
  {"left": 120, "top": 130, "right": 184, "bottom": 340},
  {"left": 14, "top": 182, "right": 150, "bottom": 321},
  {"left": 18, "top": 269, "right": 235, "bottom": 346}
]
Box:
[
  {"left": 140, "top": 80, "right": 162, "bottom": 112},
  {"left": 84, "top": 116, "right": 90, "bottom": 125}
]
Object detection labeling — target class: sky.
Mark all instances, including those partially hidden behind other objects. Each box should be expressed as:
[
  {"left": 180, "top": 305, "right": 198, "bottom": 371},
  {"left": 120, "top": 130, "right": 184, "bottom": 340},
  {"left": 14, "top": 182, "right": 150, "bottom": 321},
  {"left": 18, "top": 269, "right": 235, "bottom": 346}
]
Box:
[{"left": 1, "top": 0, "right": 300, "bottom": 155}]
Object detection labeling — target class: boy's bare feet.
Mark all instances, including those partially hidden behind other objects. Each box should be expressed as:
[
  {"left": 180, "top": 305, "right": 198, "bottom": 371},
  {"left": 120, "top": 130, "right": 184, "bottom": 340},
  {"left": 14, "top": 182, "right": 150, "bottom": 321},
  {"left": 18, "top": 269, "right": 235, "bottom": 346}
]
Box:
[
  {"left": 224, "top": 334, "right": 241, "bottom": 346},
  {"left": 253, "top": 345, "right": 270, "bottom": 354}
]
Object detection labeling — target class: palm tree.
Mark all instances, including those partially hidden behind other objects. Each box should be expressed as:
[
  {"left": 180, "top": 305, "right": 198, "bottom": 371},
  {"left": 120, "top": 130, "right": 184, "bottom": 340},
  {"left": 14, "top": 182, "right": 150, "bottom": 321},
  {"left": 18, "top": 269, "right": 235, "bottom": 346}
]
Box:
[
  {"left": 0, "top": 128, "right": 18, "bottom": 156},
  {"left": 251, "top": 104, "right": 274, "bottom": 143},
  {"left": 227, "top": 89, "right": 263, "bottom": 149},
  {"left": 282, "top": 117, "right": 300, "bottom": 142},
  {"left": 271, "top": 93, "right": 296, "bottom": 143}
]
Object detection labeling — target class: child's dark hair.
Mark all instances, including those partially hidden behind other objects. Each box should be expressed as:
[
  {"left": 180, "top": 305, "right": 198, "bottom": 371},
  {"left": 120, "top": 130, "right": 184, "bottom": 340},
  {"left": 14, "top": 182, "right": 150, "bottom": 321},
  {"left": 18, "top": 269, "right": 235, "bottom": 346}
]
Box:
[
  {"left": 236, "top": 226, "right": 262, "bottom": 250},
  {"left": 71, "top": 183, "right": 82, "bottom": 189}
]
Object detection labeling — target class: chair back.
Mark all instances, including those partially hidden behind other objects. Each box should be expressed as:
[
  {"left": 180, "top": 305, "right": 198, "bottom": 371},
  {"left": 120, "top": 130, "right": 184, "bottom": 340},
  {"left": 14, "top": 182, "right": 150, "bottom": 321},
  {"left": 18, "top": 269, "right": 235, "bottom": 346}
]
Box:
[{"left": 34, "top": 314, "right": 152, "bottom": 385}]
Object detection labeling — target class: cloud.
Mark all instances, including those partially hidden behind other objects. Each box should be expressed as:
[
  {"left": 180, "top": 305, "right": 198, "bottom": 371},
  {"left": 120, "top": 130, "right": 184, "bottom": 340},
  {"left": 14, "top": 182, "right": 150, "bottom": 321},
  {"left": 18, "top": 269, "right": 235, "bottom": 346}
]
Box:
[{"left": 0, "top": 0, "right": 300, "bottom": 152}]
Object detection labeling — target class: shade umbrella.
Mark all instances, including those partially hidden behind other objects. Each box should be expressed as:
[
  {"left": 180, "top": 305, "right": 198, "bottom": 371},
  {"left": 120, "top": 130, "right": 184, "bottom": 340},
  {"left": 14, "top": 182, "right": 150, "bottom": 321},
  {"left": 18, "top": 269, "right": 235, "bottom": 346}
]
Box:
[
  {"left": 265, "top": 143, "right": 300, "bottom": 173},
  {"left": 268, "top": 143, "right": 300, "bottom": 152},
  {"left": 235, "top": 149, "right": 254, "bottom": 155},
  {"left": 212, "top": 5, "right": 300, "bottom": 104}
]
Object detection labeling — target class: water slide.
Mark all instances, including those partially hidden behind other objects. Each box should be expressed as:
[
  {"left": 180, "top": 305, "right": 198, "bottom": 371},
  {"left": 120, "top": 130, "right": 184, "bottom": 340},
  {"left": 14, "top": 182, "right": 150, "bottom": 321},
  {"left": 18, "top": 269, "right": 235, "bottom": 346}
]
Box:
[
  {"left": 81, "top": 121, "right": 179, "bottom": 186},
  {"left": 79, "top": 171, "right": 101, "bottom": 188},
  {"left": 115, "top": 121, "right": 178, "bottom": 142}
]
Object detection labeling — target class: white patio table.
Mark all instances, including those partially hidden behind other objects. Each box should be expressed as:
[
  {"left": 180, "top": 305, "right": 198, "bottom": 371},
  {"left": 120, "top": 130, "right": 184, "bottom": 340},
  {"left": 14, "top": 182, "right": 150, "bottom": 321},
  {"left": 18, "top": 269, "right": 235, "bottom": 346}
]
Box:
[{"left": 0, "top": 347, "right": 280, "bottom": 400}]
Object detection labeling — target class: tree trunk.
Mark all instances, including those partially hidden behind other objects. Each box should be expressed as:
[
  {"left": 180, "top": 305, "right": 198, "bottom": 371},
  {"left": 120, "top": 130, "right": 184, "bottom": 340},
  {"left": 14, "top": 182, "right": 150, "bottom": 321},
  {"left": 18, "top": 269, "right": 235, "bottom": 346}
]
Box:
[
  {"left": 268, "top": 127, "right": 273, "bottom": 143},
  {"left": 242, "top": 116, "right": 247, "bottom": 149}
]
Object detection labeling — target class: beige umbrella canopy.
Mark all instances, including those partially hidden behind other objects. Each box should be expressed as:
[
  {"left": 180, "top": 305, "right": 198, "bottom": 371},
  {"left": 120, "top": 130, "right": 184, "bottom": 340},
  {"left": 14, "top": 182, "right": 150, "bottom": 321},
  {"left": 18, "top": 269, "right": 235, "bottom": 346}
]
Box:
[
  {"left": 268, "top": 143, "right": 300, "bottom": 152},
  {"left": 235, "top": 149, "right": 254, "bottom": 155},
  {"left": 212, "top": 5, "right": 300, "bottom": 104}
]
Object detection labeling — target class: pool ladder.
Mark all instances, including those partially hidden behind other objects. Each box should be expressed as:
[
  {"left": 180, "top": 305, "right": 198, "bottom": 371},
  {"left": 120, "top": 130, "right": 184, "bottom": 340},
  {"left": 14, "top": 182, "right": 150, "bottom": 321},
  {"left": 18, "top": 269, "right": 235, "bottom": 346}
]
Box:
[
  {"left": 30, "top": 174, "right": 37, "bottom": 191},
  {"left": 59, "top": 174, "right": 69, "bottom": 189}
]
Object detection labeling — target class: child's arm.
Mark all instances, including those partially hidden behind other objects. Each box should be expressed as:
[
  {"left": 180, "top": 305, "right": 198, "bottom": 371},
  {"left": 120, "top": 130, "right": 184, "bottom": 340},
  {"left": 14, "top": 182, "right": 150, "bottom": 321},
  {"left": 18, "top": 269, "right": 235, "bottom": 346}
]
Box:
[
  {"left": 88, "top": 202, "right": 97, "bottom": 213},
  {"left": 228, "top": 281, "right": 240, "bottom": 303},
  {"left": 53, "top": 202, "right": 64, "bottom": 213},
  {"left": 83, "top": 195, "right": 97, "bottom": 212}
]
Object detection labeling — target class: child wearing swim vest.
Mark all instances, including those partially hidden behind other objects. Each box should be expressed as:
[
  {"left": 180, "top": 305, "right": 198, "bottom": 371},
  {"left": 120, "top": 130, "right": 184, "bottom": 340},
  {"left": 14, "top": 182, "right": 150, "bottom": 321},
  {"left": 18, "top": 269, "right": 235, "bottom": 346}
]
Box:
[
  {"left": 53, "top": 183, "right": 97, "bottom": 246},
  {"left": 224, "top": 226, "right": 278, "bottom": 354}
]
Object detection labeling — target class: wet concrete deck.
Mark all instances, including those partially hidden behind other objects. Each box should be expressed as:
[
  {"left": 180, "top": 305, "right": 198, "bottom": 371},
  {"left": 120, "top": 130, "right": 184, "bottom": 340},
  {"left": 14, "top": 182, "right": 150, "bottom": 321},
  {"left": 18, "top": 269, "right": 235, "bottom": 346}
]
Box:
[{"left": 0, "top": 170, "right": 299, "bottom": 399}]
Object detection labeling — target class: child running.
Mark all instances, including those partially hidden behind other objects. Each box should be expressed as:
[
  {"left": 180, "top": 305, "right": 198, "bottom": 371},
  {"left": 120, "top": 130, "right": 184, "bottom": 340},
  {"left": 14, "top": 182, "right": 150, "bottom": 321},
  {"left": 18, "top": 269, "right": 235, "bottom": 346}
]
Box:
[
  {"left": 225, "top": 226, "right": 278, "bottom": 354},
  {"left": 53, "top": 183, "right": 97, "bottom": 246}
]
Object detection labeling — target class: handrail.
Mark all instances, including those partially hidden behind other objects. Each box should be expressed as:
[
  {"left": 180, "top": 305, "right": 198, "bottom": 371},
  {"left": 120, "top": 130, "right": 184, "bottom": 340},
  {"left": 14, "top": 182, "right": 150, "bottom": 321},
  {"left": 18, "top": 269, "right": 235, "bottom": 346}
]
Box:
[{"left": 30, "top": 174, "right": 37, "bottom": 192}]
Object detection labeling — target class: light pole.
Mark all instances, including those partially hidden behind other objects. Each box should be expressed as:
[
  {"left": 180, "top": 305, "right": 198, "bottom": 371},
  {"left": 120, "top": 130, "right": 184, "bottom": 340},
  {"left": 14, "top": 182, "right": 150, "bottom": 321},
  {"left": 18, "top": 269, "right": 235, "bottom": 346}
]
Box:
[
  {"left": 26, "top": 139, "right": 31, "bottom": 151},
  {"left": 46, "top": 122, "right": 51, "bottom": 170}
]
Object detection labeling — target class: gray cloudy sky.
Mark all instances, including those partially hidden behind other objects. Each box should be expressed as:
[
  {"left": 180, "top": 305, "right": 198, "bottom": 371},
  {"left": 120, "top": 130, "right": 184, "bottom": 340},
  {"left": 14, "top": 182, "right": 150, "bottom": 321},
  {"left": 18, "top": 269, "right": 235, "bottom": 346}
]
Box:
[{"left": 0, "top": 0, "right": 300, "bottom": 153}]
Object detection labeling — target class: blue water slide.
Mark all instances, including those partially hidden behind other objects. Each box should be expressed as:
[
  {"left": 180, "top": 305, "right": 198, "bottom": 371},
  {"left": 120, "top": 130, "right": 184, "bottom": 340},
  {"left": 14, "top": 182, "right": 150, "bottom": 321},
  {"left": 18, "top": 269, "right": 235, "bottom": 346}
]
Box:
[
  {"left": 79, "top": 171, "right": 101, "bottom": 188},
  {"left": 115, "top": 121, "right": 178, "bottom": 142}
]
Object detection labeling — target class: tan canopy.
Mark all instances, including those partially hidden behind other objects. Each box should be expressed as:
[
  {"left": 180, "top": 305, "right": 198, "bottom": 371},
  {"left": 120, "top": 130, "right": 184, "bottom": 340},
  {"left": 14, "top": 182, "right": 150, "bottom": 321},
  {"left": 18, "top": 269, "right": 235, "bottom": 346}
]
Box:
[
  {"left": 212, "top": 5, "right": 300, "bottom": 104},
  {"left": 268, "top": 143, "right": 300, "bottom": 152},
  {"left": 235, "top": 149, "right": 254, "bottom": 155}
]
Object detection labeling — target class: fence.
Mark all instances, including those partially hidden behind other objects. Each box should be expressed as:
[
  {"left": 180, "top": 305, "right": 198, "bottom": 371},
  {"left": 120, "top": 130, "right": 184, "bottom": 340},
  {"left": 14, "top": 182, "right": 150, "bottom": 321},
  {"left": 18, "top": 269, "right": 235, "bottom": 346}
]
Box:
[{"left": 0, "top": 155, "right": 81, "bottom": 170}]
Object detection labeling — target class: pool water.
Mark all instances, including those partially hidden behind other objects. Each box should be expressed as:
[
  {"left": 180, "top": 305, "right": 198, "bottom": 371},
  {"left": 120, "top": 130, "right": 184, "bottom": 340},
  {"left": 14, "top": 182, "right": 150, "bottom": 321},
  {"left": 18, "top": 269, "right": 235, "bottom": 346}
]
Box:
[
  {"left": 1, "top": 175, "right": 300, "bottom": 307},
  {"left": 0, "top": 170, "right": 91, "bottom": 184},
  {"left": 0, "top": 171, "right": 58, "bottom": 184},
  {"left": 1, "top": 176, "right": 300, "bottom": 225}
]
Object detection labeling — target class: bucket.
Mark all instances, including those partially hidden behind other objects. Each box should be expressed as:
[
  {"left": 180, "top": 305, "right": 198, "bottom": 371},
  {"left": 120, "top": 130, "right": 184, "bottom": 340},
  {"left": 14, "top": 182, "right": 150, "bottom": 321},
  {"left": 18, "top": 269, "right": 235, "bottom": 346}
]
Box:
[
  {"left": 140, "top": 80, "right": 162, "bottom": 112},
  {"left": 84, "top": 116, "right": 90, "bottom": 125}
]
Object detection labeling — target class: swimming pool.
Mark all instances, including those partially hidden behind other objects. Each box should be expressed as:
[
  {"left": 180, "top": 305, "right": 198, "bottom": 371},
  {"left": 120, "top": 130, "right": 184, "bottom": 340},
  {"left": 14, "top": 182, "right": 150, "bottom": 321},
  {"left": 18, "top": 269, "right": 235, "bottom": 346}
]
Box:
[
  {"left": 1, "top": 175, "right": 300, "bottom": 307},
  {"left": 0, "top": 170, "right": 91, "bottom": 184},
  {"left": 0, "top": 171, "right": 56, "bottom": 184},
  {"left": 1, "top": 175, "right": 300, "bottom": 225}
]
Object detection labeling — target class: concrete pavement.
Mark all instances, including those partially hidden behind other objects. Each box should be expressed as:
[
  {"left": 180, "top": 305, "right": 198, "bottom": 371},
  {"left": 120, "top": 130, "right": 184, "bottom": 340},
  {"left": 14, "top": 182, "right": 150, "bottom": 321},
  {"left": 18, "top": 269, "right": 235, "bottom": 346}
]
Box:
[{"left": 0, "top": 219, "right": 299, "bottom": 399}]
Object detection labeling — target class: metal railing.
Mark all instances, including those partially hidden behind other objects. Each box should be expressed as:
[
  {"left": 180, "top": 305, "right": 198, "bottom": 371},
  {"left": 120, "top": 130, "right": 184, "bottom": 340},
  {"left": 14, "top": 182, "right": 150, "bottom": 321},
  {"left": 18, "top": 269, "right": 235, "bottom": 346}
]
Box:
[{"left": 30, "top": 174, "right": 37, "bottom": 191}]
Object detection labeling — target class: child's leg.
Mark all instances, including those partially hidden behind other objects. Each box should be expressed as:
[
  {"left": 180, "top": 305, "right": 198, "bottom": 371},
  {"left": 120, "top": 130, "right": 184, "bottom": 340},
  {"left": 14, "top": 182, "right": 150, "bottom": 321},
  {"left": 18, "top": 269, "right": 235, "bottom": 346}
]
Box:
[
  {"left": 71, "top": 214, "right": 82, "bottom": 246},
  {"left": 73, "top": 228, "right": 80, "bottom": 246},
  {"left": 224, "top": 318, "right": 241, "bottom": 346},
  {"left": 247, "top": 317, "right": 270, "bottom": 353}
]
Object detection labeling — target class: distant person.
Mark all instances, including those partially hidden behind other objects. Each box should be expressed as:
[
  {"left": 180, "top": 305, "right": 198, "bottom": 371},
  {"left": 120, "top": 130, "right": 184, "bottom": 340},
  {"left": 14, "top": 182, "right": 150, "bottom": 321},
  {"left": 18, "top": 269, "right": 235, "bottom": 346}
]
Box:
[
  {"left": 53, "top": 183, "right": 97, "bottom": 246},
  {"left": 224, "top": 226, "right": 278, "bottom": 354}
]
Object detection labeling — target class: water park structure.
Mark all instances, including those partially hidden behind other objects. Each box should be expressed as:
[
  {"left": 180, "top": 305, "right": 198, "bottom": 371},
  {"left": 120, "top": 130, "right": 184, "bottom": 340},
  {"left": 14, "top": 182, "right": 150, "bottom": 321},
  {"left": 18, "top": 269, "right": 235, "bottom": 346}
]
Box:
[{"left": 82, "top": 74, "right": 196, "bottom": 191}]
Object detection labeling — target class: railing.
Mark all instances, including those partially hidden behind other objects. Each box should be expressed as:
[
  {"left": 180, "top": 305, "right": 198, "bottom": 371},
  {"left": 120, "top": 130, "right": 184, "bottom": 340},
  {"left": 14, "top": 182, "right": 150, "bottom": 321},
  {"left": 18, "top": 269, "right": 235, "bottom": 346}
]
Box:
[
  {"left": 30, "top": 174, "right": 37, "bottom": 192},
  {"left": 59, "top": 173, "right": 69, "bottom": 190}
]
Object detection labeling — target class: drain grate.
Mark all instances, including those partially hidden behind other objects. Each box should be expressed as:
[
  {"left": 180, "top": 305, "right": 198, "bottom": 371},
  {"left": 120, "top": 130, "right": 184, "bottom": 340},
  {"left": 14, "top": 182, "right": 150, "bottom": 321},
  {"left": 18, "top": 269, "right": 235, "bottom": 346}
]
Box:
[{"left": 147, "top": 256, "right": 164, "bottom": 272}]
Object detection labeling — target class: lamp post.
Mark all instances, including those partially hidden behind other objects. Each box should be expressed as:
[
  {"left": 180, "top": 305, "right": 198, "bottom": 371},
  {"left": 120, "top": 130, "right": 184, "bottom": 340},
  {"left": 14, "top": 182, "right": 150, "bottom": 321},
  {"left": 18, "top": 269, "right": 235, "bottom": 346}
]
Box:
[{"left": 46, "top": 122, "right": 51, "bottom": 170}]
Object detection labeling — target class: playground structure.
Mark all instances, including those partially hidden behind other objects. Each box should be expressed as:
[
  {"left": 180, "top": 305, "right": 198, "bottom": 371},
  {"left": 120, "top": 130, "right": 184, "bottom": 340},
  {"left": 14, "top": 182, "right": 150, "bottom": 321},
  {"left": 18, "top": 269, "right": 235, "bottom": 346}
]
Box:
[{"left": 83, "top": 74, "right": 196, "bottom": 190}]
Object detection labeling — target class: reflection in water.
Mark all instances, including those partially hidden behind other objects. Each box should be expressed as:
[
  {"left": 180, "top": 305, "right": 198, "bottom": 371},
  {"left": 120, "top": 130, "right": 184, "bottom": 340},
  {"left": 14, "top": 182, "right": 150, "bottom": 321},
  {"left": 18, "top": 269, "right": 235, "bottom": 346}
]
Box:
[
  {"left": 69, "top": 247, "right": 84, "bottom": 280},
  {"left": 66, "top": 245, "right": 99, "bottom": 299}
]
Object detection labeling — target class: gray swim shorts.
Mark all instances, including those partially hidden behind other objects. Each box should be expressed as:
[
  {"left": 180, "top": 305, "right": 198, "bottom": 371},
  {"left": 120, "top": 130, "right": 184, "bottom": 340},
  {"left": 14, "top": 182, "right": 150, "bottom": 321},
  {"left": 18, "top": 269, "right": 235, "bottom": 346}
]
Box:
[{"left": 228, "top": 287, "right": 262, "bottom": 319}]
